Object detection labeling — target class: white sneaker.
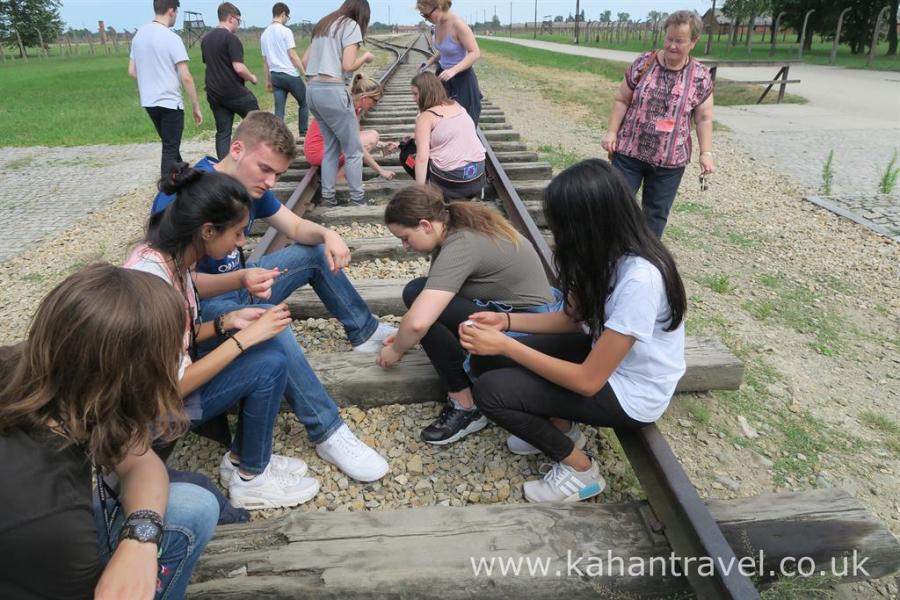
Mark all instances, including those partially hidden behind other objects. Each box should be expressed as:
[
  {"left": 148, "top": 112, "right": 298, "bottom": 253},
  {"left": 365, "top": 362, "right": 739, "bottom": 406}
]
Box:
[
  {"left": 228, "top": 462, "right": 321, "bottom": 510},
  {"left": 316, "top": 423, "right": 389, "bottom": 482},
  {"left": 352, "top": 322, "right": 398, "bottom": 353},
  {"left": 219, "top": 451, "right": 308, "bottom": 486},
  {"left": 507, "top": 423, "right": 586, "bottom": 456},
  {"left": 522, "top": 458, "right": 606, "bottom": 503}
]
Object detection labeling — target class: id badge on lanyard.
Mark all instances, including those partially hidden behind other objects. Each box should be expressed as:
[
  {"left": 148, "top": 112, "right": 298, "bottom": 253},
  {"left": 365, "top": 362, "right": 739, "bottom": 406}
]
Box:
[{"left": 655, "top": 118, "right": 676, "bottom": 133}]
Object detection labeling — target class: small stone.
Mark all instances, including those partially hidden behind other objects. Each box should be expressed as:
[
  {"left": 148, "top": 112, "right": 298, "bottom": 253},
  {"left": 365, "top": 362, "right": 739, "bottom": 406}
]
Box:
[
  {"left": 752, "top": 452, "right": 774, "bottom": 468},
  {"left": 226, "top": 565, "right": 248, "bottom": 578},
  {"left": 346, "top": 407, "right": 367, "bottom": 424},
  {"left": 337, "top": 477, "right": 349, "bottom": 490},
  {"left": 795, "top": 453, "right": 807, "bottom": 462},
  {"left": 350, "top": 498, "right": 365, "bottom": 511},
  {"left": 365, "top": 499, "right": 380, "bottom": 508},
  {"left": 407, "top": 455, "right": 424, "bottom": 474},
  {"left": 414, "top": 479, "right": 432, "bottom": 493},
  {"left": 711, "top": 481, "right": 725, "bottom": 490},
  {"left": 678, "top": 418, "right": 692, "bottom": 428},
  {"left": 738, "top": 415, "right": 758, "bottom": 439},
  {"left": 394, "top": 474, "right": 409, "bottom": 486},
  {"left": 714, "top": 475, "right": 741, "bottom": 492}
]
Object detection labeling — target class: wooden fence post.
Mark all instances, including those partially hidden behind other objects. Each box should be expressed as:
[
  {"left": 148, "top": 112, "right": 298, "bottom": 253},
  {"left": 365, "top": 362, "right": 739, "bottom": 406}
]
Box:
[
  {"left": 867, "top": 5, "right": 890, "bottom": 68},
  {"left": 14, "top": 28, "right": 28, "bottom": 62},
  {"left": 770, "top": 11, "right": 786, "bottom": 55},
  {"left": 798, "top": 9, "right": 815, "bottom": 58},
  {"left": 36, "top": 29, "right": 47, "bottom": 59}
]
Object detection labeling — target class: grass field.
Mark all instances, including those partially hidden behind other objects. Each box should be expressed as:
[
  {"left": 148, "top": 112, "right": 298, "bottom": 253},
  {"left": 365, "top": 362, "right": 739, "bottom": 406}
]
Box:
[
  {"left": 0, "top": 39, "right": 307, "bottom": 147},
  {"left": 508, "top": 31, "right": 900, "bottom": 72},
  {"left": 478, "top": 38, "right": 807, "bottom": 106}
]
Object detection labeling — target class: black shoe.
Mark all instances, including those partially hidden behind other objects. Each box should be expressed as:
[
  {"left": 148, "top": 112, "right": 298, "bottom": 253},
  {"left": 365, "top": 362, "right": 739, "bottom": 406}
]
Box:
[
  {"left": 320, "top": 196, "right": 338, "bottom": 208},
  {"left": 350, "top": 197, "right": 372, "bottom": 207},
  {"left": 421, "top": 403, "right": 488, "bottom": 445}
]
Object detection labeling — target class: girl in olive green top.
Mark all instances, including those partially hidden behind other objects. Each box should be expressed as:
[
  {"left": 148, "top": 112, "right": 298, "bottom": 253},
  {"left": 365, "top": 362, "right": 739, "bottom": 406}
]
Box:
[{"left": 378, "top": 184, "right": 559, "bottom": 445}]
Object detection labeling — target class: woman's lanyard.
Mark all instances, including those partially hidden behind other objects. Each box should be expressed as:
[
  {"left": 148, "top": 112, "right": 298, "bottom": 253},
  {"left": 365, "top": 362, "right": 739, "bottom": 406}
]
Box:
[{"left": 173, "top": 257, "right": 200, "bottom": 360}]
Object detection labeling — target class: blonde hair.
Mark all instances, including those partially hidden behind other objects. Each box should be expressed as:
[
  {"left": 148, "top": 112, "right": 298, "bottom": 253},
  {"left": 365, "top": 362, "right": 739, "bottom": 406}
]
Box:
[
  {"left": 417, "top": 0, "right": 452, "bottom": 12},
  {"left": 351, "top": 74, "right": 383, "bottom": 102},
  {"left": 233, "top": 110, "right": 297, "bottom": 160},
  {"left": 385, "top": 184, "right": 519, "bottom": 246}
]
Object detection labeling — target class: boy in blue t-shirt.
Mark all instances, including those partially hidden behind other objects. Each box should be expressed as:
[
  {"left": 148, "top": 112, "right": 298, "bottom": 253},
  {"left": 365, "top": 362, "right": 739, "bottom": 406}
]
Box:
[{"left": 151, "top": 110, "right": 394, "bottom": 483}]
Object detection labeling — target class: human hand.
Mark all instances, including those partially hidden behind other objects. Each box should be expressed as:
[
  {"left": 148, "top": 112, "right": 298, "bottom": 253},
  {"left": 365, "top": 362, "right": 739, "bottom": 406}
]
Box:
[
  {"left": 459, "top": 321, "right": 510, "bottom": 356},
  {"left": 376, "top": 342, "right": 403, "bottom": 368},
  {"left": 418, "top": 62, "right": 428, "bottom": 72},
  {"left": 240, "top": 267, "right": 282, "bottom": 300},
  {"left": 224, "top": 307, "right": 266, "bottom": 331},
  {"left": 266, "top": 81, "right": 273, "bottom": 93},
  {"left": 437, "top": 67, "right": 457, "bottom": 82},
  {"left": 699, "top": 153, "right": 715, "bottom": 175},
  {"left": 381, "top": 142, "right": 399, "bottom": 156},
  {"left": 600, "top": 131, "right": 617, "bottom": 155},
  {"left": 362, "top": 51, "right": 375, "bottom": 64},
  {"left": 192, "top": 105, "right": 203, "bottom": 127},
  {"left": 249, "top": 74, "right": 258, "bottom": 85},
  {"left": 466, "top": 311, "right": 506, "bottom": 332},
  {"left": 378, "top": 168, "right": 395, "bottom": 180},
  {"left": 94, "top": 540, "right": 158, "bottom": 600},
  {"left": 323, "top": 230, "right": 351, "bottom": 272},
  {"left": 235, "top": 303, "right": 292, "bottom": 346}
]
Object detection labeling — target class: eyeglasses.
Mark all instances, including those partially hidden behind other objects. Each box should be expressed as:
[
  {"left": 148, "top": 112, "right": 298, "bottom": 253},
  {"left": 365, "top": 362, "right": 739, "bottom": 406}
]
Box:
[
  {"left": 699, "top": 173, "right": 709, "bottom": 192},
  {"left": 420, "top": 7, "right": 436, "bottom": 18}
]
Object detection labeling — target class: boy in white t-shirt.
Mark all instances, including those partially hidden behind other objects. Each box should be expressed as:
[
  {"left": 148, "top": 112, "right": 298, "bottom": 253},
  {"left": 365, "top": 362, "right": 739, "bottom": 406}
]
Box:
[
  {"left": 128, "top": 0, "right": 203, "bottom": 178},
  {"left": 260, "top": 2, "right": 309, "bottom": 135}
]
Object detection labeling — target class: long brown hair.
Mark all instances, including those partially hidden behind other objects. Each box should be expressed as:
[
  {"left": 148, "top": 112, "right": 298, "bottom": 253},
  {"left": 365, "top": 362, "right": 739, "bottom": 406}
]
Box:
[
  {"left": 385, "top": 184, "right": 519, "bottom": 246},
  {"left": 312, "top": 0, "right": 370, "bottom": 39},
  {"left": 411, "top": 71, "right": 452, "bottom": 112},
  {"left": 0, "top": 264, "right": 189, "bottom": 467}
]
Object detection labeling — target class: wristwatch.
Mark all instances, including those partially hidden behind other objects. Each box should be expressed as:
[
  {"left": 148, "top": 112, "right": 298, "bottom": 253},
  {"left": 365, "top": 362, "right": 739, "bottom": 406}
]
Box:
[{"left": 119, "top": 510, "right": 164, "bottom": 548}]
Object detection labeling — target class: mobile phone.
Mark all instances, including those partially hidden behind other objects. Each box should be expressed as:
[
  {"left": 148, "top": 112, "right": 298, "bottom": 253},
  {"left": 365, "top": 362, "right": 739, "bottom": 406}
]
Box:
[{"left": 462, "top": 320, "right": 476, "bottom": 327}]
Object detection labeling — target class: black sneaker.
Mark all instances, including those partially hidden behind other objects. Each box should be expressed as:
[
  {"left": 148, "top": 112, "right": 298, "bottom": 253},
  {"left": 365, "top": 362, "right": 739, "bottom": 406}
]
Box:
[
  {"left": 421, "top": 403, "right": 488, "bottom": 445},
  {"left": 320, "top": 196, "right": 338, "bottom": 208},
  {"left": 350, "top": 197, "right": 372, "bottom": 207}
]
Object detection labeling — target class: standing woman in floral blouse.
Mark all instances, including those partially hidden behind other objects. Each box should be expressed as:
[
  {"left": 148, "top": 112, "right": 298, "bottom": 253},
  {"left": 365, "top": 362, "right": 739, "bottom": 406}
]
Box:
[{"left": 601, "top": 10, "right": 715, "bottom": 238}]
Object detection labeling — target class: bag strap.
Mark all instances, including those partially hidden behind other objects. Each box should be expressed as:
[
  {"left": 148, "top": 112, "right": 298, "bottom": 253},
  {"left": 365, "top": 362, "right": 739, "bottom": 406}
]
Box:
[{"left": 634, "top": 50, "right": 658, "bottom": 86}]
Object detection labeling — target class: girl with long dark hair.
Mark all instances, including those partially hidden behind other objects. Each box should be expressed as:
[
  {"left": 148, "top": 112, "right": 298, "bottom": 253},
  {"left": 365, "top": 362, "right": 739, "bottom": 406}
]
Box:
[
  {"left": 0, "top": 264, "right": 219, "bottom": 599},
  {"left": 460, "top": 159, "right": 687, "bottom": 503},
  {"left": 125, "top": 165, "right": 326, "bottom": 510},
  {"left": 379, "top": 184, "right": 559, "bottom": 445}
]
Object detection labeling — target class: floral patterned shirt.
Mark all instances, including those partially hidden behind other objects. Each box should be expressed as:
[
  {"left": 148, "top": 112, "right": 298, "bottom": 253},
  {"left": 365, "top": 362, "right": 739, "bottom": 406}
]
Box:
[{"left": 616, "top": 52, "right": 713, "bottom": 168}]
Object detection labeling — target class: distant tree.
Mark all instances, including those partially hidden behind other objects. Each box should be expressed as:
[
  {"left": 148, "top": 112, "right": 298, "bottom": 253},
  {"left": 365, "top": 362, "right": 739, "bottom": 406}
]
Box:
[
  {"left": 599, "top": 10, "right": 612, "bottom": 23},
  {"left": 888, "top": 0, "right": 897, "bottom": 55},
  {"left": 617, "top": 12, "right": 630, "bottom": 22},
  {"left": 0, "top": 0, "right": 63, "bottom": 56},
  {"left": 491, "top": 14, "right": 500, "bottom": 27},
  {"left": 554, "top": 15, "right": 563, "bottom": 22}
]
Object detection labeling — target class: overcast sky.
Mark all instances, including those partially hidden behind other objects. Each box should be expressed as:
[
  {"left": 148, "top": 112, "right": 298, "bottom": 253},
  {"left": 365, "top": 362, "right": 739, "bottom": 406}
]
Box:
[{"left": 60, "top": 1, "right": 714, "bottom": 32}]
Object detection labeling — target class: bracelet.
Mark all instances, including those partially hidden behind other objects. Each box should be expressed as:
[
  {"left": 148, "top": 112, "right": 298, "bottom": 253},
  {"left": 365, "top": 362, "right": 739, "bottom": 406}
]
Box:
[
  {"left": 214, "top": 314, "right": 227, "bottom": 337},
  {"left": 699, "top": 151, "right": 713, "bottom": 157},
  {"left": 505, "top": 312, "right": 512, "bottom": 332},
  {"left": 229, "top": 334, "right": 245, "bottom": 354}
]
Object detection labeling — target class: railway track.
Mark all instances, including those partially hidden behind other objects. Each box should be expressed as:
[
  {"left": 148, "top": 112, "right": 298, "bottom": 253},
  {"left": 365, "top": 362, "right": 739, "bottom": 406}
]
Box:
[{"left": 179, "top": 34, "right": 900, "bottom": 598}]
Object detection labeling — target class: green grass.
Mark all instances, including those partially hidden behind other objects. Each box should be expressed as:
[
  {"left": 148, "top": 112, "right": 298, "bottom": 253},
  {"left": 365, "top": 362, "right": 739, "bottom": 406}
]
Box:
[
  {"left": 511, "top": 31, "right": 900, "bottom": 72},
  {"left": 821, "top": 149, "right": 834, "bottom": 195},
  {"left": 859, "top": 411, "right": 900, "bottom": 435},
  {"left": 700, "top": 273, "right": 736, "bottom": 294},
  {"left": 479, "top": 38, "right": 806, "bottom": 106},
  {"left": 743, "top": 273, "right": 846, "bottom": 356},
  {"left": 536, "top": 143, "right": 584, "bottom": 171},
  {"left": 0, "top": 39, "right": 308, "bottom": 147},
  {"left": 878, "top": 150, "right": 899, "bottom": 194}
]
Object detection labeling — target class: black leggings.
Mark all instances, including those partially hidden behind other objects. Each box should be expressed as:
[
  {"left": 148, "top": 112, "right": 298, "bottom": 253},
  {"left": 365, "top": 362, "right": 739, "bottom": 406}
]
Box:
[
  {"left": 403, "top": 277, "right": 499, "bottom": 392},
  {"left": 470, "top": 333, "right": 650, "bottom": 462}
]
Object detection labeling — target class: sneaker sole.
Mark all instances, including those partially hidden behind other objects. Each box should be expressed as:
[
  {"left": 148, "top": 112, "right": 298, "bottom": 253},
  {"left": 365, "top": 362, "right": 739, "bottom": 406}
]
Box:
[
  {"left": 220, "top": 462, "right": 309, "bottom": 486},
  {"left": 230, "top": 479, "right": 321, "bottom": 510},
  {"left": 423, "top": 415, "right": 489, "bottom": 446},
  {"left": 523, "top": 477, "right": 606, "bottom": 504},
  {"left": 508, "top": 428, "right": 587, "bottom": 456}
]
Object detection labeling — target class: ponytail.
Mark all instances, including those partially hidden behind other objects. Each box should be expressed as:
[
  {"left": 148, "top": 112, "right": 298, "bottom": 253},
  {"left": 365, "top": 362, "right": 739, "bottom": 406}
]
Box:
[{"left": 385, "top": 184, "right": 519, "bottom": 246}]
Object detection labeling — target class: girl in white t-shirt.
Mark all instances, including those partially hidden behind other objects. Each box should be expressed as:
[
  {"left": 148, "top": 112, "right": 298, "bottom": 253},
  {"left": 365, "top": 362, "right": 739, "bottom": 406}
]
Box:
[{"left": 460, "top": 158, "right": 687, "bottom": 503}]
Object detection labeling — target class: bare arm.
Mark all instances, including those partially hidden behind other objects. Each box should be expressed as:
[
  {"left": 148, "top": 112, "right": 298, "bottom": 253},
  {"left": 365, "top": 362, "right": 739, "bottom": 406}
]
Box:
[
  {"left": 693, "top": 94, "right": 716, "bottom": 174},
  {"left": 414, "top": 114, "right": 433, "bottom": 185},
  {"left": 287, "top": 48, "right": 306, "bottom": 76},
  {"left": 450, "top": 19, "right": 480, "bottom": 72},
  {"left": 391, "top": 289, "right": 455, "bottom": 355},
  {"left": 601, "top": 79, "right": 633, "bottom": 153},
  {"left": 128, "top": 58, "right": 137, "bottom": 79},
  {"left": 232, "top": 61, "right": 257, "bottom": 85},
  {"left": 261, "top": 56, "right": 272, "bottom": 91},
  {"left": 265, "top": 206, "right": 351, "bottom": 272},
  {"left": 342, "top": 43, "right": 373, "bottom": 73},
  {"left": 301, "top": 46, "right": 310, "bottom": 70},
  {"left": 176, "top": 61, "right": 203, "bottom": 126}
]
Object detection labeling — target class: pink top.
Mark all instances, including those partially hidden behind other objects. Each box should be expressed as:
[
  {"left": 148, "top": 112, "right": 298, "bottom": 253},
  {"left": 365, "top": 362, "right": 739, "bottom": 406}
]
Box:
[
  {"left": 616, "top": 52, "right": 713, "bottom": 168},
  {"left": 428, "top": 105, "right": 485, "bottom": 171}
]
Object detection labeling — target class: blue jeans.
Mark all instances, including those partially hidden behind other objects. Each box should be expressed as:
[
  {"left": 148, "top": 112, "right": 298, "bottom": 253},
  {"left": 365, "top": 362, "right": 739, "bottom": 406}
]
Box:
[
  {"left": 611, "top": 153, "right": 686, "bottom": 239},
  {"left": 95, "top": 482, "right": 219, "bottom": 600},
  {"left": 196, "top": 343, "right": 288, "bottom": 473},
  {"left": 271, "top": 71, "right": 309, "bottom": 135},
  {"left": 200, "top": 243, "right": 374, "bottom": 443}
]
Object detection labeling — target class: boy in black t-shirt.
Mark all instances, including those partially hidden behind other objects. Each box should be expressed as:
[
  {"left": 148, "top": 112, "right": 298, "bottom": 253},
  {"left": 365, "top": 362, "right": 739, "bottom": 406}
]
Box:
[{"left": 201, "top": 2, "right": 260, "bottom": 159}]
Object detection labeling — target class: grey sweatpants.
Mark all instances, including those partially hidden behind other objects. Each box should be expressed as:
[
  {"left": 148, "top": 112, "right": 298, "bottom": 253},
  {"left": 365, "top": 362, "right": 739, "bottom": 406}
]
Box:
[{"left": 306, "top": 80, "right": 364, "bottom": 203}]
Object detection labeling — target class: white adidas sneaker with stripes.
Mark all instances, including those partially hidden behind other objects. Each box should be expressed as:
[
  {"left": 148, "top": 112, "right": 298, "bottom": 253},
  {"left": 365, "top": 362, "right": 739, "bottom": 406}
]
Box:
[{"left": 522, "top": 458, "right": 606, "bottom": 503}]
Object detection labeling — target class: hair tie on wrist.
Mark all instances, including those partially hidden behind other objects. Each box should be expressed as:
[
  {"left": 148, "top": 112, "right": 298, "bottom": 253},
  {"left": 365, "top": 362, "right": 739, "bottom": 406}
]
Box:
[
  {"left": 506, "top": 312, "right": 511, "bottom": 332},
  {"left": 229, "top": 334, "right": 245, "bottom": 354}
]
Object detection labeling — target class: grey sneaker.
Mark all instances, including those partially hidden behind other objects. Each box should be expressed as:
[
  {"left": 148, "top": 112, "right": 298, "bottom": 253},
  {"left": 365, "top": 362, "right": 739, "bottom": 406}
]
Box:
[
  {"left": 350, "top": 197, "right": 372, "bottom": 206},
  {"left": 320, "top": 196, "right": 338, "bottom": 208},
  {"left": 523, "top": 458, "right": 606, "bottom": 503},
  {"left": 507, "top": 423, "right": 586, "bottom": 456}
]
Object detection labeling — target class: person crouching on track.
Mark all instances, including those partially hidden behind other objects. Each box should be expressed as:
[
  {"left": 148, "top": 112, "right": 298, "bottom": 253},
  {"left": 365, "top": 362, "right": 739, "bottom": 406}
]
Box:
[
  {"left": 400, "top": 71, "right": 486, "bottom": 201},
  {"left": 0, "top": 264, "right": 219, "bottom": 599},
  {"left": 378, "top": 184, "right": 561, "bottom": 445},
  {"left": 304, "top": 74, "right": 398, "bottom": 182},
  {"left": 460, "top": 159, "right": 687, "bottom": 503}
]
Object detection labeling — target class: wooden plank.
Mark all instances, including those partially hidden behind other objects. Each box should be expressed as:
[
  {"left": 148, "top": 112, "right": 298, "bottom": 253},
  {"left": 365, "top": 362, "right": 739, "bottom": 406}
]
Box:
[
  {"left": 298, "top": 335, "right": 742, "bottom": 409},
  {"left": 299, "top": 200, "right": 545, "bottom": 227},
  {"left": 291, "top": 151, "right": 539, "bottom": 170},
  {"left": 188, "top": 488, "right": 900, "bottom": 598},
  {"left": 272, "top": 179, "right": 547, "bottom": 204},
  {"left": 280, "top": 162, "right": 551, "bottom": 183}
]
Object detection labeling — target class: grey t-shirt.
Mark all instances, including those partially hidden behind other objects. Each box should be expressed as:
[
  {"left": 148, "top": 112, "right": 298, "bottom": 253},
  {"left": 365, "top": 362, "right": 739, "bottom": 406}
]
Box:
[
  {"left": 425, "top": 229, "right": 554, "bottom": 308},
  {"left": 306, "top": 18, "right": 363, "bottom": 83}
]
